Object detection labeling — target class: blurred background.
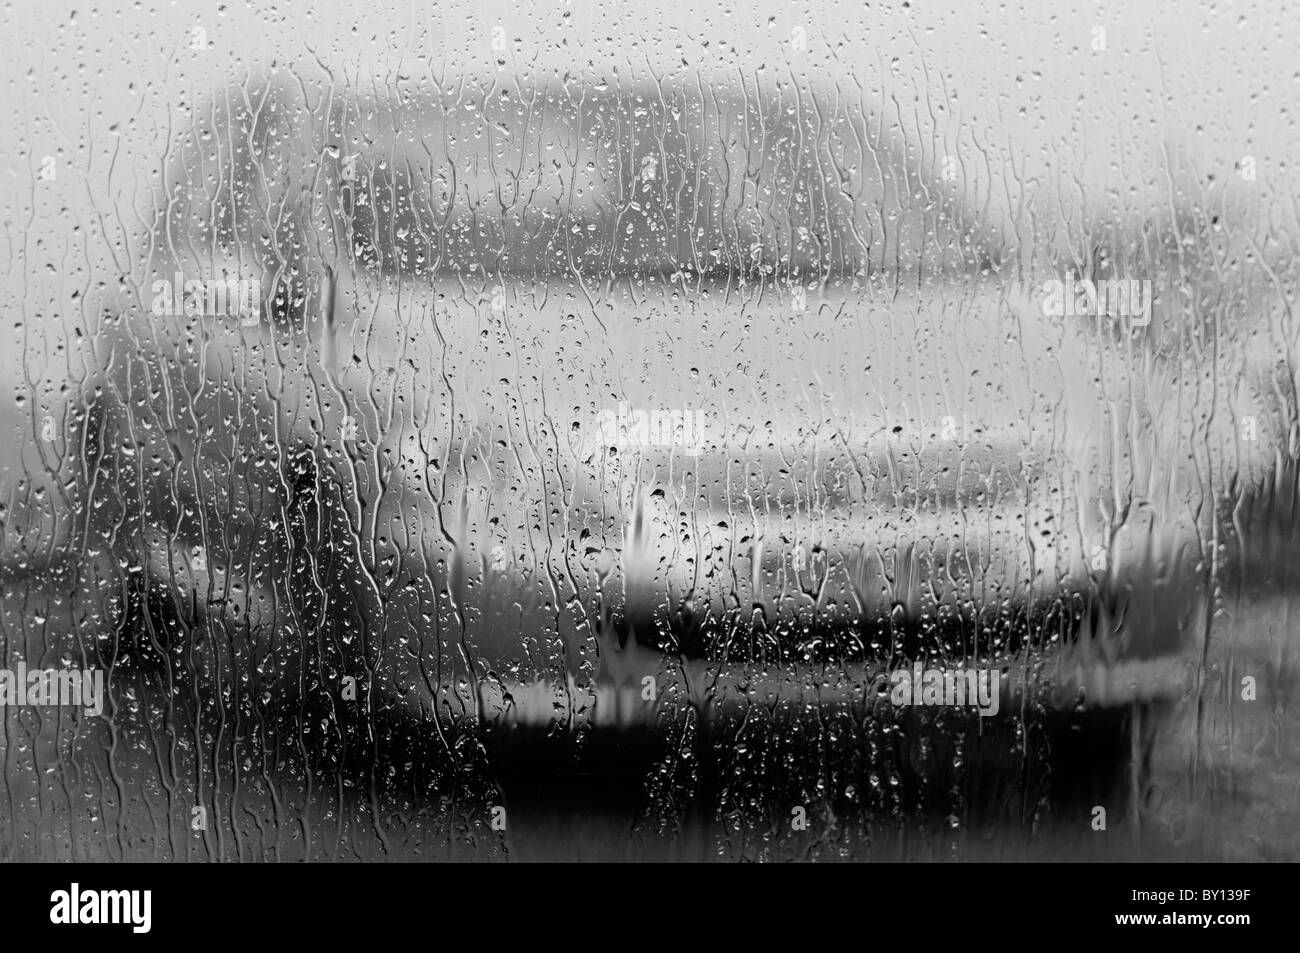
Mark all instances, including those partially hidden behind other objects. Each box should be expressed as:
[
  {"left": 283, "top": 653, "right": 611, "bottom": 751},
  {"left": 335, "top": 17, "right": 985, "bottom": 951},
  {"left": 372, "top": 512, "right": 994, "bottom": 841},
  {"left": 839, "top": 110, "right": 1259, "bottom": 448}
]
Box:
[{"left": 2, "top": 0, "right": 1298, "bottom": 861}]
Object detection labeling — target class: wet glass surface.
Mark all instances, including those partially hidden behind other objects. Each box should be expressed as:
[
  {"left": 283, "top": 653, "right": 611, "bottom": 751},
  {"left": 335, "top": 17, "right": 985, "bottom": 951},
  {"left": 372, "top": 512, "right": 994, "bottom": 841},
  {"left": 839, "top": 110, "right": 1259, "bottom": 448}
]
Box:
[{"left": 2, "top": 1, "right": 1298, "bottom": 861}]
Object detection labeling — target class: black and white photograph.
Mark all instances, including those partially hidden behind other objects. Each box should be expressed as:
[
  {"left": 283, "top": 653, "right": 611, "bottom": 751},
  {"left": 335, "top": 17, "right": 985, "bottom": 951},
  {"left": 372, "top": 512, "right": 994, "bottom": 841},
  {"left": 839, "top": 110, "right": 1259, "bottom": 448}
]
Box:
[{"left": 0, "top": 0, "right": 1293, "bottom": 917}]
